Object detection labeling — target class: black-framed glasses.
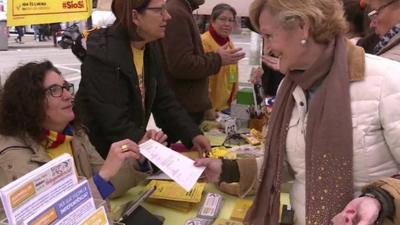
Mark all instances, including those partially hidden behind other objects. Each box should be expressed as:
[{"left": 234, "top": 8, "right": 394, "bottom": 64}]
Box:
[
  {"left": 45, "top": 82, "right": 74, "bottom": 97},
  {"left": 368, "top": 0, "right": 398, "bottom": 20},
  {"left": 145, "top": 4, "right": 168, "bottom": 16}
]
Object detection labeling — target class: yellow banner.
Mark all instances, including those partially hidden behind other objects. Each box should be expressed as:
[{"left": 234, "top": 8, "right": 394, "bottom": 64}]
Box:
[{"left": 7, "top": 0, "right": 92, "bottom": 26}]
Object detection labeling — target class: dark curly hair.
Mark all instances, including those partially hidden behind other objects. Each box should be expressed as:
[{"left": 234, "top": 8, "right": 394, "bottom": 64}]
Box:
[{"left": 0, "top": 61, "right": 61, "bottom": 143}]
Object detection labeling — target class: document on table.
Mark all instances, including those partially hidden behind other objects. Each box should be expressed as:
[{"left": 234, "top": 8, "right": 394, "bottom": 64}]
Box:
[{"left": 139, "top": 140, "right": 205, "bottom": 192}]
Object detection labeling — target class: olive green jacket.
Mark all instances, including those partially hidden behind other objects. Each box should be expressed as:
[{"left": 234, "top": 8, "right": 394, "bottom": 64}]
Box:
[{"left": 0, "top": 130, "right": 149, "bottom": 198}]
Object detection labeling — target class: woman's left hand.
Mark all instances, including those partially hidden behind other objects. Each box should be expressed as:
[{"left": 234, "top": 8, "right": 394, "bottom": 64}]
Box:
[
  {"left": 331, "top": 196, "right": 381, "bottom": 225},
  {"left": 140, "top": 129, "right": 168, "bottom": 145}
]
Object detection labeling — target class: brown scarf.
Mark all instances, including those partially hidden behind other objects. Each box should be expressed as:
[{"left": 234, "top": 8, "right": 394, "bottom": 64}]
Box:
[{"left": 245, "top": 36, "right": 360, "bottom": 225}]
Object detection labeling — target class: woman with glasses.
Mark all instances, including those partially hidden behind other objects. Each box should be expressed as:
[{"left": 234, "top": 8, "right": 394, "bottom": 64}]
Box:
[
  {"left": 195, "top": 0, "right": 400, "bottom": 224},
  {"left": 368, "top": 0, "right": 400, "bottom": 61},
  {"left": 0, "top": 61, "right": 162, "bottom": 200},
  {"left": 75, "top": 0, "right": 211, "bottom": 159},
  {"left": 201, "top": 3, "right": 239, "bottom": 117}
]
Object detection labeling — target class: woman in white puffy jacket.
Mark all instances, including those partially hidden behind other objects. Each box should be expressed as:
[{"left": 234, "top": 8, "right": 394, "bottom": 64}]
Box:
[{"left": 195, "top": 0, "right": 400, "bottom": 225}]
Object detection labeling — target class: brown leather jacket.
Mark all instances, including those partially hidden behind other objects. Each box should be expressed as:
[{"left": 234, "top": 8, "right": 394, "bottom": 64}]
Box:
[{"left": 157, "top": 0, "right": 222, "bottom": 113}]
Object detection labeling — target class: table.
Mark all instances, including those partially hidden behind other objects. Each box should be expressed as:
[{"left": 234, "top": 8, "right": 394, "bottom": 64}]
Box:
[{"left": 110, "top": 183, "right": 290, "bottom": 225}]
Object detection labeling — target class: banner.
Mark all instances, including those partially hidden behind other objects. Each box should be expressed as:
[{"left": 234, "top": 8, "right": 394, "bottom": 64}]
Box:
[{"left": 7, "top": 0, "right": 92, "bottom": 26}]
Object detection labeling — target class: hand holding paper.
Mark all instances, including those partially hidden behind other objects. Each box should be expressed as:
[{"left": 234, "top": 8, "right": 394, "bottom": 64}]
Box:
[{"left": 139, "top": 140, "right": 206, "bottom": 192}]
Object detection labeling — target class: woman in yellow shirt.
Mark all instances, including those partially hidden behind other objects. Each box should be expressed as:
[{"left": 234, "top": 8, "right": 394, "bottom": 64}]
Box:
[{"left": 201, "top": 3, "right": 239, "bottom": 114}]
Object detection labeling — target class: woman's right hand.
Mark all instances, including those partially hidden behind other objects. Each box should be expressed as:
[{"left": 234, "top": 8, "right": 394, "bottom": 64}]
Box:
[
  {"left": 99, "top": 139, "right": 141, "bottom": 181},
  {"left": 262, "top": 54, "right": 280, "bottom": 71},
  {"left": 250, "top": 67, "right": 264, "bottom": 85},
  {"left": 194, "top": 158, "right": 223, "bottom": 183}
]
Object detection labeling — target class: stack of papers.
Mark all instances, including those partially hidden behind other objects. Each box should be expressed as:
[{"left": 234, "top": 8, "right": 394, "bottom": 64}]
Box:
[
  {"left": 230, "top": 199, "right": 253, "bottom": 221},
  {"left": 145, "top": 180, "right": 206, "bottom": 212},
  {"left": 0, "top": 154, "right": 110, "bottom": 225}
]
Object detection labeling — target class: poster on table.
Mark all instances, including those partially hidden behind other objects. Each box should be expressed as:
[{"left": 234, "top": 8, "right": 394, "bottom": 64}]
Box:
[{"left": 7, "top": 0, "right": 92, "bottom": 26}]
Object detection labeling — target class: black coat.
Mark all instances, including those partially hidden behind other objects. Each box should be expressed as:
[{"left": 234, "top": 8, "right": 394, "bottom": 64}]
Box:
[{"left": 74, "top": 27, "right": 201, "bottom": 158}]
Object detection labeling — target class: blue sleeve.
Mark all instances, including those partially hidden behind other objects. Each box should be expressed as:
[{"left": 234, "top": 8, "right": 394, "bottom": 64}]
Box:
[{"left": 93, "top": 173, "right": 116, "bottom": 199}]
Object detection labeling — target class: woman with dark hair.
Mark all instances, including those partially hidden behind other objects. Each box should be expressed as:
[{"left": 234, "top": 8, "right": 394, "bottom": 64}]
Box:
[
  {"left": 74, "top": 0, "right": 211, "bottom": 159},
  {"left": 201, "top": 3, "right": 239, "bottom": 115},
  {"left": 0, "top": 61, "right": 160, "bottom": 200}
]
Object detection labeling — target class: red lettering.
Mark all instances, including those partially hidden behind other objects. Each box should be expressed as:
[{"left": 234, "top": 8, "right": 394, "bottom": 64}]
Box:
[{"left": 63, "top": 1, "right": 84, "bottom": 9}]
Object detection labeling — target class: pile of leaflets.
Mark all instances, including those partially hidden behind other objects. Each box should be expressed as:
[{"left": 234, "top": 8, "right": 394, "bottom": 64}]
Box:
[
  {"left": 0, "top": 154, "right": 109, "bottom": 225},
  {"left": 144, "top": 180, "right": 205, "bottom": 212}
]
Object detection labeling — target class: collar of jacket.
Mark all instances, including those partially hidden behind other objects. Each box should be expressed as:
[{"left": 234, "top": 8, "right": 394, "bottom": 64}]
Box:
[{"left": 347, "top": 39, "right": 365, "bottom": 82}]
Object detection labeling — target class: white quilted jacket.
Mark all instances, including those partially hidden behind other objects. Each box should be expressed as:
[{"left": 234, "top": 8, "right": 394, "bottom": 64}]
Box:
[{"left": 284, "top": 54, "right": 400, "bottom": 225}]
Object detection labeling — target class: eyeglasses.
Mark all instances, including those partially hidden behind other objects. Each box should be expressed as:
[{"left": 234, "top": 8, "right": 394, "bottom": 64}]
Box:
[
  {"left": 45, "top": 82, "right": 74, "bottom": 97},
  {"left": 145, "top": 4, "right": 168, "bottom": 16},
  {"left": 368, "top": 0, "right": 398, "bottom": 20},
  {"left": 217, "top": 17, "right": 236, "bottom": 24}
]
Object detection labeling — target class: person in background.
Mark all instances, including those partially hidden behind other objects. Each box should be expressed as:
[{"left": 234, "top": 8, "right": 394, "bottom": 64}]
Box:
[
  {"left": 195, "top": 0, "right": 400, "bottom": 224},
  {"left": 343, "top": 0, "right": 369, "bottom": 43},
  {"left": 342, "top": 0, "right": 380, "bottom": 53},
  {"left": 158, "top": 0, "right": 245, "bottom": 124},
  {"left": 50, "top": 23, "right": 62, "bottom": 47},
  {"left": 74, "top": 0, "right": 211, "bottom": 159},
  {"left": 245, "top": 17, "right": 284, "bottom": 97},
  {"left": 32, "top": 25, "right": 40, "bottom": 42},
  {"left": 14, "top": 26, "right": 24, "bottom": 44},
  {"left": 368, "top": 0, "right": 400, "bottom": 61},
  {"left": 201, "top": 3, "right": 239, "bottom": 117},
  {"left": 0, "top": 61, "right": 164, "bottom": 200}
]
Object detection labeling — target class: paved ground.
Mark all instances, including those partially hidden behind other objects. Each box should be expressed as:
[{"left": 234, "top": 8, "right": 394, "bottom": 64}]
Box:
[
  {"left": 0, "top": 29, "right": 260, "bottom": 86},
  {"left": 0, "top": 30, "right": 261, "bottom": 129},
  {"left": 0, "top": 33, "right": 82, "bottom": 87}
]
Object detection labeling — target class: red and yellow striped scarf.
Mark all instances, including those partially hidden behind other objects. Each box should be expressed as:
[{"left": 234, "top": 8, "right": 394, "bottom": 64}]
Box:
[{"left": 43, "top": 125, "right": 74, "bottom": 159}]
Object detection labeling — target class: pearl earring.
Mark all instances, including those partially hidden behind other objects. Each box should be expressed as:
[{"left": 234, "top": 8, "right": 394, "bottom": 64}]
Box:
[{"left": 301, "top": 39, "right": 307, "bottom": 45}]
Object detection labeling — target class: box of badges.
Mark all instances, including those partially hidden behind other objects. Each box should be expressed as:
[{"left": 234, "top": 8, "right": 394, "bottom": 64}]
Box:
[{"left": 197, "top": 193, "right": 224, "bottom": 220}]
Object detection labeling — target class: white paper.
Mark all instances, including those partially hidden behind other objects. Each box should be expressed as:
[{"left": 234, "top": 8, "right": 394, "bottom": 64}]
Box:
[{"left": 139, "top": 140, "right": 205, "bottom": 191}]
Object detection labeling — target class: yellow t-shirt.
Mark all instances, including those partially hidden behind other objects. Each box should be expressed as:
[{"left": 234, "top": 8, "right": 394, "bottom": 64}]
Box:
[
  {"left": 46, "top": 142, "right": 73, "bottom": 159},
  {"left": 131, "top": 43, "right": 146, "bottom": 108},
  {"left": 43, "top": 130, "right": 74, "bottom": 159}
]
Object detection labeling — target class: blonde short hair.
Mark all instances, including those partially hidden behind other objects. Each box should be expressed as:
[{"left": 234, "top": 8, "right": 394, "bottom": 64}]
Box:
[{"left": 249, "top": 0, "right": 348, "bottom": 44}]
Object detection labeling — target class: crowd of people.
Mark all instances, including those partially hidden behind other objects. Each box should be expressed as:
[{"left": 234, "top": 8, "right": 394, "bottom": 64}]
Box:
[
  {"left": 13, "top": 23, "right": 61, "bottom": 46},
  {"left": 1, "top": 0, "right": 400, "bottom": 224}
]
